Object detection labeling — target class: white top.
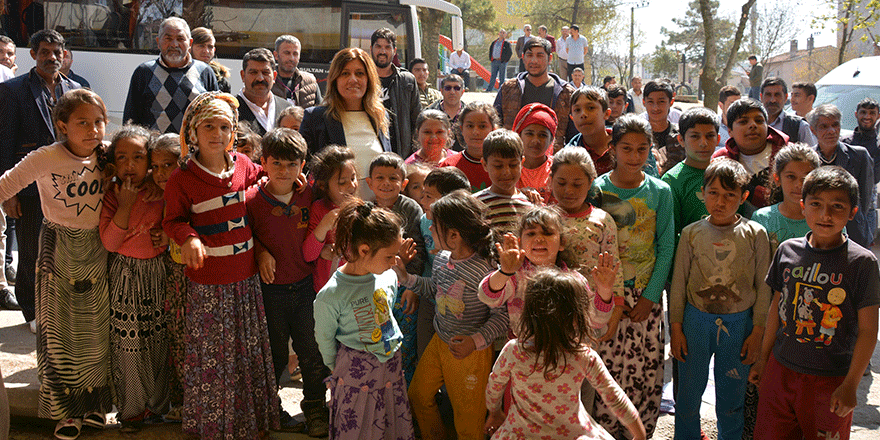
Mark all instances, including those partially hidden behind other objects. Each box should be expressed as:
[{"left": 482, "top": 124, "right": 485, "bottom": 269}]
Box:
[
  {"left": 340, "top": 111, "right": 383, "bottom": 200},
  {"left": 449, "top": 51, "right": 471, "bottom": 71},
  {"left": 0, "top": 142, "right": 104, "bottom": 229},
  {"left": 629, "top": 88, "right": 645, "bottom": 114},
  {"left": 739, "top": 144, "right": 772, "bottom": 177},
  {"left": 239, "top": 89, "right": 276, "bottom": 132},
  {"left": 556, "top": 36, "right": 568, "bottom": 60},
  {"left": 0, "top": 65, "right": 13, "bottom": 82},
  {"left": 566, "top": 35, "right": 588, "bottom": 64}
]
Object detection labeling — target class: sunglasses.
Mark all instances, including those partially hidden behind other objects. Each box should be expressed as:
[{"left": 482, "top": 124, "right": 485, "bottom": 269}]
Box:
[{"left": 443, "top": 85, "right": 462, "bottom": 91}]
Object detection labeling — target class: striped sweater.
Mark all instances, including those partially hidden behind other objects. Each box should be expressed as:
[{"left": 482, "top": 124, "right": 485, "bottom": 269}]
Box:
[
  {"left": 163, "top": 152, "right": 262, "bottom": 285},
  {"left": 403, "top": 250, "right": 508, "bottom": 350},
  {"left": 473, "top": 188, "right": 533, "bottom": 233}
]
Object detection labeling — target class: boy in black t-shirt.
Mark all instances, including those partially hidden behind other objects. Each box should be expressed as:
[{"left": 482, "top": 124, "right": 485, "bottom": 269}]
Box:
[{"left": 750, "top": 166, "right": 880, "bottom": 440}]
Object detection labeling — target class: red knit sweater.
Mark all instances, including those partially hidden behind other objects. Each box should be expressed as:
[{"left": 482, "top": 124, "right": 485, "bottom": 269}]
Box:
[{"left": 163, "top": 152, "right": 263, "bottom": 285}]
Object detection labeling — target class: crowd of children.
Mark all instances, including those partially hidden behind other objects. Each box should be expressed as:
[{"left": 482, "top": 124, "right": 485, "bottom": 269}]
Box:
[{"left": 2, "top": 82, "right": 877, "bottom": 440}]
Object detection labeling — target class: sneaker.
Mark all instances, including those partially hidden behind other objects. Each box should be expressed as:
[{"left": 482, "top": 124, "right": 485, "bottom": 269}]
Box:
[
  {"left": 54, "top": 418, "right": 82, "bottom": 440},
  {"left": 164, "top": 405, "right": 183, "bottom": 422},
  {"left": 302, "top": 399, "right": 329, "bottom": 438},
  {"left": 28, "top": 319, "right": 36, "bottom": 334},
  {"left": 660, "top": 398, "right": 675, "bottom": 415},
  {"left": 290, "top": 367, "right": 302, "bottom": 381},
  {"left": 120, "top": 419, "right": 142, "bottom": 434},
  {"left": 0, "top": 287, "right": 20, "bottom": 310},
  {"left": 81, "top": 411, "right": 105, "bottom": 429},
  {"left": 277, "top": 409, "right": 305, "bottom": 433},
  {"left": 5, "top": 264, "right": 15, "bottom": 285}
]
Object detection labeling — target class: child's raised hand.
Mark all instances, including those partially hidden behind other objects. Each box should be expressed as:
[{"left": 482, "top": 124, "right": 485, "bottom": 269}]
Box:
[
  {"left": 115, "top": 177, "right": 139, "bottom": 210},
  {"left": 521, "top": 187, "right": 544, "bottom": 206},
  {"left": 295, "top": 172, "right": 308, "bottom": 192},
  {"left": 740, "top": 326, "right": 763, "bottom": 365},
  {"left": 314, "top": 208, "right": 342, "bottom": 242},
  {"left": 670, "top": 324, "right": 687, "bottom": 362},
  {"left": 400, "top": 289, "right": 419, "bottom": 315},
  {"left": 449, "top": 334, "right": 476, "bottom": 359},
  {"left": 150, "top": 227, "right": 169, "bottom": 248},
  {"left": 590, "top": 251, "right": 620, "bottom": 303},
  {"left": 257, "top": 250, "right": 276, "bottom": 284},
  {"left": 391, "top": 255, "right": 409, "bottom": 282},
  {"left": 484, "top": 408, "right": 505, "bottom": 436},
  {"left": 398, "top": 238, "right": 417, "bottom": 267},
  {"left": 495, "top": 233, "right": 526, "bottom": 274},
  {"left": 181, "top": 236, "right": 207, "bottom": 270}
]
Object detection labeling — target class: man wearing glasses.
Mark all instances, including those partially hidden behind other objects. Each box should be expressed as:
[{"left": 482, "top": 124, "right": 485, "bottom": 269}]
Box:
[{"left": 429, "top": 74, "right": 466, "bottom": 151}]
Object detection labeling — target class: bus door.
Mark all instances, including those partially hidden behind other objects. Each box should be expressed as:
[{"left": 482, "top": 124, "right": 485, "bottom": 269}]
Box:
[{"left": 342, "top": 2, "right": 412, "bottom": 69}]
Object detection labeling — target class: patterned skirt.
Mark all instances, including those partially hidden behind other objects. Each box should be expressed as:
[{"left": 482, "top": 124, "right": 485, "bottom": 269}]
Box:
[
  {"left": 36, "top": 221, "right": 112, "bottom": 420},
  {"left": 328, "top": 345, "right": 413, "bottom": 440},
  {"left": 163, "top": 253, "right": 187, "bottom": 407},
  {"left": 592, "top": 285, "right": 664, "bottom": 439},
  {"left": 109, "top": 253, "right": 170, "bottom": 420},
  {"left": 183, "top": 275, "right": 279, "bottom": 439}
]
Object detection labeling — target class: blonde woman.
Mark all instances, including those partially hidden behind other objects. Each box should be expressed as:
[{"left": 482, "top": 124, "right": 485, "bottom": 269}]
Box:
[{"left": 299, "top": 47, "right": 391, "bottom": 199}]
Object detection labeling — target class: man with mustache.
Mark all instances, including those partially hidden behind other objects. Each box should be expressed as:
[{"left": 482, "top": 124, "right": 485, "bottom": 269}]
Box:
[
  {"left": 370, "top": 27, "right": 421, "bottom": 159},
  {"left": 237, "top": 48, "right": 291, "bottom": 136},
  {"left": 0, "top": 30, "right": 83, "bottom": 324},
  {"left": 493, "top": 37, "right": 576, "bottom": 152},
  {"left": 760, "top": 77, "right": 816, "bottom": 146},
  {"left": 124, "top": 17, "right": 219, "bottom": 134},
  {"left": 0, "top": 35, "right": 15, "bottom": 81}
]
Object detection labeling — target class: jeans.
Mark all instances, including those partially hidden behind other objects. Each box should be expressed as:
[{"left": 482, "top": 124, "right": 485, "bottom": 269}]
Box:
[
  {"left": 748, "top": 86, "right": 760, "bottom": 100},
  {"left": 486, "top": 60, "right": 506, "bottom": 91},
  {"left": 261, "top": 276, "right": 330, "bottom": 401}
]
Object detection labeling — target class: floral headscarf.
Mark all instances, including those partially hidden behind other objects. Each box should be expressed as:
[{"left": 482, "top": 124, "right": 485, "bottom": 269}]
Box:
[{"left": 179, "top": 91, "right": 239, "bottom": 159}]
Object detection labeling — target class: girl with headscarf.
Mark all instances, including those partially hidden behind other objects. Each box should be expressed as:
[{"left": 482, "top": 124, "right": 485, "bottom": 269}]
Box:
[{"left": 162, "top": 91, "right": 280, "bottom": 439}]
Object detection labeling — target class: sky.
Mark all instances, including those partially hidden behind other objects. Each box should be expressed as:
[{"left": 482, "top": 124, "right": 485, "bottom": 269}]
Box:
[{"left": 627, "top": 0, "right": 838, "bottom": 57}]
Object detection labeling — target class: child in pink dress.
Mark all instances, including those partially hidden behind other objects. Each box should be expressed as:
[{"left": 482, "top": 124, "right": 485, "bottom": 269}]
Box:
[{"left": 484, "top": 268, "right": 646, "bottom": 440}]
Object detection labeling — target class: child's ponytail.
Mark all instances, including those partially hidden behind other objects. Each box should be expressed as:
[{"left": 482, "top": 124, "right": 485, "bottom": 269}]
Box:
[{"left": 334, "top": 200, "right": 403, "bottom": 262}]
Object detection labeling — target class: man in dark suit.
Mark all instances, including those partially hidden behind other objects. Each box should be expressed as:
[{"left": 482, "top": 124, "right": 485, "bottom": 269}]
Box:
[
  {"left": 237, "top": 48, "right": 291, "bottom": 136},
  {"left": 0, "top": 29, "right": 81, "bottom": 328}
]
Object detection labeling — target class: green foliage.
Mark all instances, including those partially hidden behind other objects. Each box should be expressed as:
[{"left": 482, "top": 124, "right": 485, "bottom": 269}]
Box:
[
  {"left": 450, "top": 0, "right": 497, "bottom": 35},
  {"left": 527, "top": 0, "right": 621, "bottom": 45},
  {"left": 813, "top": 0, "right": 880, "bottom": 64},
  {"left": 660, "top": 0, "right": 737, "bottom": 70},
  {"left": 648, "top": 46, "right": 680, "bottom": 79}
]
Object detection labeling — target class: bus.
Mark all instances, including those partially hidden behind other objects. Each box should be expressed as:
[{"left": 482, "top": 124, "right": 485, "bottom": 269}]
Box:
[{"left": 2, "top": 0, "right": 463, "bottom": 125}]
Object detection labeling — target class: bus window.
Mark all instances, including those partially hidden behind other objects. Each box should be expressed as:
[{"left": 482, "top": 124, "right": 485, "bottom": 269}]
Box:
[
  {"left": 206, "top": 0, "right": 341, "bottom": 64},
  {"left": 36, "top": 0, "right": 183, "bottom": 52},
  {"left": 347, "top": 8, "right": 408, "bottom": 67}
]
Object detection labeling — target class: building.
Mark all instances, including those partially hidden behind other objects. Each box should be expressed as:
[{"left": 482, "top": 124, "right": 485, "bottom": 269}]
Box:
[{"left": 763, "top": 39, "right": 840, "bottom": 84}]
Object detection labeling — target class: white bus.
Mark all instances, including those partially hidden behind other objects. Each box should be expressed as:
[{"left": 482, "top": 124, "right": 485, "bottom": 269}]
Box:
[{"left": 3, "top": 0, "right": 462, "bottom": 125}]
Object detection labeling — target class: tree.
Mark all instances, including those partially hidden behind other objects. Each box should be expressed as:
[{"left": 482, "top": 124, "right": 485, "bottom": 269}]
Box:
[
  {"left": 749, "top": 1, "right": 801, "bottom": 61},
  {"left": 527, "top": 0, "right": 622, "bottom": 80},
  {"left": 661, "top": 0, "right": 737, "bottom": 72},
  {"left": 418, "top": 8, "right": 447, "bottom": 88},
  {"left": 647, "top": 46, "right": 680, "bottom": 79},
  {"left": 449, "top": 0, "right": 496, "bottom": 36},
  {"left": 700, "top": 0, "right": 757, "bottom": 110},
  {"left": 814, "top": 0, "right": 880, "bottom": 65}
]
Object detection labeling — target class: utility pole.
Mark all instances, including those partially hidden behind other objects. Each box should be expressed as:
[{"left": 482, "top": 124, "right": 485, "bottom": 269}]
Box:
[{"left": 628, "top": 1, "right": 649, "bottom": 84}]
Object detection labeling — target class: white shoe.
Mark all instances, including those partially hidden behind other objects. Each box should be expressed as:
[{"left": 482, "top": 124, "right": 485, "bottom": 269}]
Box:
[{"left": 28, "top": 319, "right": 36, "bottom": 334}]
